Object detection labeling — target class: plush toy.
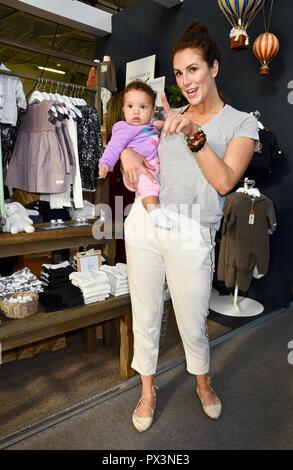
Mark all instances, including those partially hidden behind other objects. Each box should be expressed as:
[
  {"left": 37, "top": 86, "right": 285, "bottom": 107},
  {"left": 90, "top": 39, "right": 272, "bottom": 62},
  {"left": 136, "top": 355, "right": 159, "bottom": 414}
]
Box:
[{"left": 2, "top": 202, "right": 38, "bottom": 234}]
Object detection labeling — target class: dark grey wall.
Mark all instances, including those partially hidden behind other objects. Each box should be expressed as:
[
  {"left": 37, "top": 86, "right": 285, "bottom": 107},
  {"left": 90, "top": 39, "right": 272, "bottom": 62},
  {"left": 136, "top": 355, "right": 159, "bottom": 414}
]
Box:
[{"left": 97, "top": 0, "right": 293, "bottom": 308}]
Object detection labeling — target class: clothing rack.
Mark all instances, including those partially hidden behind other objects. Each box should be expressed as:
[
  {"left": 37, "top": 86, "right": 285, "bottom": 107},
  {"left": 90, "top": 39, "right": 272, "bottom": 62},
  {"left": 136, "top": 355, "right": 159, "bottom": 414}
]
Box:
[
  {"left": 0, "top": 56, "right": 102, "bottom": 217},
  {"left": 209, "top": 177, "right": 264, "bottom": 317}
]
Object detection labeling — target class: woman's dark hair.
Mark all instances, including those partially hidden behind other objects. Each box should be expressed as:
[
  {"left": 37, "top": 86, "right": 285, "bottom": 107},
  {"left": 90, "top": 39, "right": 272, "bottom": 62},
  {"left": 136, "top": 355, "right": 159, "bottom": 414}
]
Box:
[
  {"left": 122, "top": 80, "right": 157, "bottom": 108},
  {"left": 105, "top": 92, "right": 124, "bottom": 143},
  {"left": 172, "top": 21, "right": 221, "bottom": 68}
]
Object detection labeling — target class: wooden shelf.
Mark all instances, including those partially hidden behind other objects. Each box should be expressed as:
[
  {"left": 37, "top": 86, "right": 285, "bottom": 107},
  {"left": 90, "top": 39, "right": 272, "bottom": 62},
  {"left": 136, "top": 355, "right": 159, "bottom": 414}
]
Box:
[{"left": 0, "top": 220, "right": 116, "bottom": 262}]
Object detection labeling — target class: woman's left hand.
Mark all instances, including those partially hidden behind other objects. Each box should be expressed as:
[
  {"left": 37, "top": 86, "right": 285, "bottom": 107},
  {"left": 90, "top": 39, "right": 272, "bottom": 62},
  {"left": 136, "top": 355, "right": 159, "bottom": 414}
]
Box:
[{"left": 153, "top": 93, "right": 196, "bottom": 136}]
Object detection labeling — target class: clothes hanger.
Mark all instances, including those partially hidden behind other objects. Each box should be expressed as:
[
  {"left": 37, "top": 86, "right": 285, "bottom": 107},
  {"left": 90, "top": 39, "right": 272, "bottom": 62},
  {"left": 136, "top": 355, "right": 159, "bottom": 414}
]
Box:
[
  {"left": 250, "top": 110, "right": 265, "bottom": 130},
  {"left": 56, "top": 83, "right": 71, "bottom": 117},
  {"left": 61, "top": 84, "right": 82, "bottom": 118},
  {"left": 78, "top": 86, "right": 87, "bottom": 106},
  {"left": 41, "top": 79, "right": 51, "bottom": 101},
  {"left": 57, "top": 82, "right": 69, "bottom": 116},
  {"left": 236, "top": 178, "right": 260, "bottom": 197},
  {"left": 28, "top": 79, "right": 45, "bottom": 104}
]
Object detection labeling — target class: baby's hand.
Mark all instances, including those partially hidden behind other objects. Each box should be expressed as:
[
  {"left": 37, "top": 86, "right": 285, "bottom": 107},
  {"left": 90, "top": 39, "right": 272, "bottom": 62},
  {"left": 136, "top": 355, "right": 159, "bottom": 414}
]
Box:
[{"left": 99, "top": 164, "right": 109, "bottom": 178}]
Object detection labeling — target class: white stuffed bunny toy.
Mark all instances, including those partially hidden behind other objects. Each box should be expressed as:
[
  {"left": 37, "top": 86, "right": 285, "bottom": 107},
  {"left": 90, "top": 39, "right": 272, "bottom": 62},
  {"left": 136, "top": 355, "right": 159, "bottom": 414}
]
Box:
[{"left": 3, "top": 202, "right": 38, "bottom": 234}]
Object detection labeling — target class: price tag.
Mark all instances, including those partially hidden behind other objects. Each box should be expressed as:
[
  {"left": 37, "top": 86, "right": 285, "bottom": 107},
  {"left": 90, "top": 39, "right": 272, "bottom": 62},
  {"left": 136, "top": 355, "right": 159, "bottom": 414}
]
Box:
[{"left": 248, "top": 211, "right": 255, "bottom": 225}]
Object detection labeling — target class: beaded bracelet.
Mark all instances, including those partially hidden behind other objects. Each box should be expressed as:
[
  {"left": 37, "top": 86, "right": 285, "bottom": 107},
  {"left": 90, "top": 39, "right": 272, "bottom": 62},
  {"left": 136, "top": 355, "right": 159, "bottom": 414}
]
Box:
[{"left": 185, "top": 127, "right": 207, "bottom": 153}]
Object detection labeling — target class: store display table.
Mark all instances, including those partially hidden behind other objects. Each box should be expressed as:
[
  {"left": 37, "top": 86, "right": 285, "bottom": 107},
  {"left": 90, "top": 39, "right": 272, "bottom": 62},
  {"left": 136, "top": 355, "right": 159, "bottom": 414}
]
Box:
[
  {"left": 0, "top": 221, "right": 135, "bottom": 378},
  {"left": 0, "top": 294, "right": 134, "bottom": 379}
]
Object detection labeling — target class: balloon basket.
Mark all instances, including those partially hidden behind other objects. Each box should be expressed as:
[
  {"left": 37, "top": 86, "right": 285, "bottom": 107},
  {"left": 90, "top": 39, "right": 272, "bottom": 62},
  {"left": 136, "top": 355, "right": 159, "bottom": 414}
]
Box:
[
  {"left": 260, "top": 65, "right": 270, "bottom": 75},
  {"left": 230, "top": 35, "right": 248, "bottom": 50}
]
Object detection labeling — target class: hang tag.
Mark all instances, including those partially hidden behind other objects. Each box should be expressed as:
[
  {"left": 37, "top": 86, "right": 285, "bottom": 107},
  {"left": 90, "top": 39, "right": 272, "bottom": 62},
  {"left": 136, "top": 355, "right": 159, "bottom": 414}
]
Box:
[{"left": 248, "top": 211, "right": 255, "bottom": 225}]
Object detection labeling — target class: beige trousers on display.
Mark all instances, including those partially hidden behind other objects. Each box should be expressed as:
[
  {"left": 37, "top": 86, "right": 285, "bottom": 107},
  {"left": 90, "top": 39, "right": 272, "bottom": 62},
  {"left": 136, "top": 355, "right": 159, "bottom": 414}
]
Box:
[{"left": 124, "top": 197, "right": 215, "bottom": 376}]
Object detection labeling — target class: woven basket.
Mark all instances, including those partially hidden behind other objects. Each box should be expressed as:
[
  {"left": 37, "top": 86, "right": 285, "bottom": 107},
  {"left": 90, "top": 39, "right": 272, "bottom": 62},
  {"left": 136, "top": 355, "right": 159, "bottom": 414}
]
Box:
[{"left": 0, "top": 291, "right": 39, "bottom": 319}]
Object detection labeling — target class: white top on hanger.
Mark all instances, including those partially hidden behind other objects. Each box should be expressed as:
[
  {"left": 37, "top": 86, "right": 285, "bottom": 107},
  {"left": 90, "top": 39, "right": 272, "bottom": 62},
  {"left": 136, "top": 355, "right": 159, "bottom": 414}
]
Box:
[{"left": 0, "top": 63, "right": 27, "bottom": 125}]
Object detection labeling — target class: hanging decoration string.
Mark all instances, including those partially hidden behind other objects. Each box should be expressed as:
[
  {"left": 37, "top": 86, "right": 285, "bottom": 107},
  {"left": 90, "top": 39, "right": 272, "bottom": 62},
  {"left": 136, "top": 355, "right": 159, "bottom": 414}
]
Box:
[{"left": 262, "top": 0, "right": 274, "bottom": 32}]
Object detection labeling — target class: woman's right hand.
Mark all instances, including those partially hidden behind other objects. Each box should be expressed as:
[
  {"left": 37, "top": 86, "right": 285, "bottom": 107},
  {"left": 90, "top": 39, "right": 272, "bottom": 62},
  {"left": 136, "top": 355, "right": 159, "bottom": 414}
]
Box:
[
  {"left": 153, "top": 93, "right": 195, "bottom": 136},
  {"left": 120, "top": 148, "right": 156, "bottom": 191}
]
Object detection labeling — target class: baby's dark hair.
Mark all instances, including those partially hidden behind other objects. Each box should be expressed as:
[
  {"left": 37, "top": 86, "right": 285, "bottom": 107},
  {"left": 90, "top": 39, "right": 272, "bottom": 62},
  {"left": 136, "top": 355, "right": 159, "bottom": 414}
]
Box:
[
  {"left": 172, "top": 21, "right": 221, "bottom": 68},
  {"left": 123, "top": 80, "right": 157, "bottom": 107}
]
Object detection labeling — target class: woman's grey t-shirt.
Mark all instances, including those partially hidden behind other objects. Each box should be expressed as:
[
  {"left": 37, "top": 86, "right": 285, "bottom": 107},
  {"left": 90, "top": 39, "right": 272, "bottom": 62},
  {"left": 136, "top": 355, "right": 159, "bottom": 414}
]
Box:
[{"left": 158, "top": 104, "right": 259, "bottom": 230}]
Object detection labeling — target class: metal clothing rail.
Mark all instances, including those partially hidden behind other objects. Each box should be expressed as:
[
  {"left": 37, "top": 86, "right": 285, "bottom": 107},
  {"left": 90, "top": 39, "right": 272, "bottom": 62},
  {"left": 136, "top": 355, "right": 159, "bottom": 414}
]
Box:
[{"left": 0, "top": 69, "right": 97, "bottom": 93}]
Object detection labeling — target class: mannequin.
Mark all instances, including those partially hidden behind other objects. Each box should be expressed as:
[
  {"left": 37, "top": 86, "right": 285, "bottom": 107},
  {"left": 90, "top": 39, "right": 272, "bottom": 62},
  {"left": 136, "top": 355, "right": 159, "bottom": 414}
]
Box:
[{"left": 101, "top": 55, "right": 117, "bottom": 117}]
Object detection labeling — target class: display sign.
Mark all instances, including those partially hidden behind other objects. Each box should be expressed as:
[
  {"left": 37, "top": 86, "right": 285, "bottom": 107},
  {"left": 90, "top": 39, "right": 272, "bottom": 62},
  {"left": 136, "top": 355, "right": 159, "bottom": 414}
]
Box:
[
  {"left": 147, "top": 77, "right": 166, "bottom": 107},
  {"left": 125, "top": 55, "right": 156, "bottom": 86},
  {"left": 76, "top": 249, "right": 102, "bottom": 272}
]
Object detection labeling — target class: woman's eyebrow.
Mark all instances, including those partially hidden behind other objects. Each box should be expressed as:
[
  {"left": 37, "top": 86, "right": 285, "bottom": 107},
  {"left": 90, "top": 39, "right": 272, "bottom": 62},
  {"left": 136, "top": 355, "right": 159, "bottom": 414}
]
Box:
[{"left": 174, "top": 63, "right": 199, "bottom": 72}]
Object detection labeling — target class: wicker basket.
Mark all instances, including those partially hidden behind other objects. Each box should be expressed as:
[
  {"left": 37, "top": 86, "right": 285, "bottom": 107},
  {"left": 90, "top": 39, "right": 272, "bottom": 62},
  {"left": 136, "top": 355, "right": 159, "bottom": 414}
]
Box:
[{"left": 0, "top": 291, "right": 39, "bottom": 319}]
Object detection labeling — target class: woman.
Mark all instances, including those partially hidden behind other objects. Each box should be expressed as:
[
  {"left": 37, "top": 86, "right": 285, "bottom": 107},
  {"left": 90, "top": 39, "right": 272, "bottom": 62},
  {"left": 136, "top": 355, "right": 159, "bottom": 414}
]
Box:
[{"left": 121, "top": 21, "right": 259, "bottom": 432}]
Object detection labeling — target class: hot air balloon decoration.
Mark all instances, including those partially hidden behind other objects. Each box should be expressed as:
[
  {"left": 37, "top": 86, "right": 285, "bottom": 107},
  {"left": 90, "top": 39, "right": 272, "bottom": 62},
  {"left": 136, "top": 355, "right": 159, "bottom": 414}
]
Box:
[
  {"left": 253, "top": 32, "right": 279, "bottom": 75},
  {"left": 218, "top": 0, "right": 266, "bottom": 50}
]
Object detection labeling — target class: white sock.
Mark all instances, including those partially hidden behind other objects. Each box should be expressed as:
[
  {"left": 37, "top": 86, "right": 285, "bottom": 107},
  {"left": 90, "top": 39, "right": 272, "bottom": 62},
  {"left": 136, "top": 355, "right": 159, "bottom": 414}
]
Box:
[{"left": 149, "top": 207, "right": 173, "bottom": 230}]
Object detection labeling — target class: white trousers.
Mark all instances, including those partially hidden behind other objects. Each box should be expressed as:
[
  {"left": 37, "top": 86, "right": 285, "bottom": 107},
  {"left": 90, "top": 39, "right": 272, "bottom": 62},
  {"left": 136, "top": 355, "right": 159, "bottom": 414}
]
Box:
[{"left": 125, "top": 198, "right": 215, "bottom": 376}]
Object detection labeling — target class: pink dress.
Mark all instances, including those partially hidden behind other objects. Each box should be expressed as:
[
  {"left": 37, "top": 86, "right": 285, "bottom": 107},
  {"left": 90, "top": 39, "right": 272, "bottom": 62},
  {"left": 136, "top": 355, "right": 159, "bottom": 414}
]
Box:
[{"left": 5, "top": 100, "right": 73, "bottom": 193}]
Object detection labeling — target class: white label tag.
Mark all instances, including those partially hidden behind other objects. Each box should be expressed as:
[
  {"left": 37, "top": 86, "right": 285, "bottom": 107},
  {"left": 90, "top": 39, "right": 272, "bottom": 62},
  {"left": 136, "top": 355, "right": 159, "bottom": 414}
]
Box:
[
  {"left": 101, "top": 64, "right": 108, "bottom": 73},
  {"left": 249, "top": 212, "right": 255, "bottom": 225}
]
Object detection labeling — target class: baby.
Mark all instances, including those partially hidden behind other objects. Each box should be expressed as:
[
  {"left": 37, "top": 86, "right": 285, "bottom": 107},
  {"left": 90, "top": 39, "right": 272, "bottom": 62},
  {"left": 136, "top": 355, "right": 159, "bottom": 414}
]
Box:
[{"left": 99, "top": 80, "right": 172, "bottom": 230}]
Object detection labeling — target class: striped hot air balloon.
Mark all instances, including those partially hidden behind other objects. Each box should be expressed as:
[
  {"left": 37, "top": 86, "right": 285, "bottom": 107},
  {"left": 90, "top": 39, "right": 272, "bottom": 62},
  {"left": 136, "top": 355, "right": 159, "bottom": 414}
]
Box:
[
  {"left": 218, "top": 0, "right": 266, "bottom": 50},
  {"left": 253, "top": 32, "right": 279, "bottom": 75}
]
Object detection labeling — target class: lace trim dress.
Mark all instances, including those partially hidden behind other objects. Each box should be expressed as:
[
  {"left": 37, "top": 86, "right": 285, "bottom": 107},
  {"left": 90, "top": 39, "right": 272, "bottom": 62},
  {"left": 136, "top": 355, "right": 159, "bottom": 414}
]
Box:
[{"left": 5, "top": 100, "right": 74, "bottom": 193}]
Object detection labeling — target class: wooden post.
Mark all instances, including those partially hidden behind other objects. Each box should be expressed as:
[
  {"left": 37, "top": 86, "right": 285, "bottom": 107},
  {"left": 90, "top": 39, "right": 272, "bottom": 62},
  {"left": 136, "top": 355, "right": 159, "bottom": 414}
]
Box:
[
  {"left": 119, "top": 311, "right": 135, "bottom": 379},
  {"left": 102, "top": 237, "right": 116, "bottom": 265},
  {"left": 83, "top": 325, "right": 97, "bottom": 353},
  {"left": 103, "top": 319, "right": 117, "bottom": 347}
]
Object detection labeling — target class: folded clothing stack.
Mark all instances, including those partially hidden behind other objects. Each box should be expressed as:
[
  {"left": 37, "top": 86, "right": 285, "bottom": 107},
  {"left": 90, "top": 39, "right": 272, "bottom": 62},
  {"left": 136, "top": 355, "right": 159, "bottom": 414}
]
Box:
[
  {"left": 40, "top": 261, "right": 75, "bottom": 289},
  {"left": 100, "top": 263, "right": 129, "bottom": 296},
  {"left": 0, "top": 267, "right": 43, "bottom": 298},
  {"left": 39, "top": 261, "right": 83, "bottom": 312},
  {"left": 69, "top": 270, "right": 111, "bottom": 304},
  {"left": 38, "top": 284, "right": 83, "bottom": 312}
]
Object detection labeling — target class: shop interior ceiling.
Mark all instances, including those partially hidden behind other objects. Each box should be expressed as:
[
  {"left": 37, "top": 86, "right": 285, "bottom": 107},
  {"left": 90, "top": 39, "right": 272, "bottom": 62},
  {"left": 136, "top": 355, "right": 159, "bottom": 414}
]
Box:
[{"left": 0, "top": 1, "right": 139, "bottom": 87}]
